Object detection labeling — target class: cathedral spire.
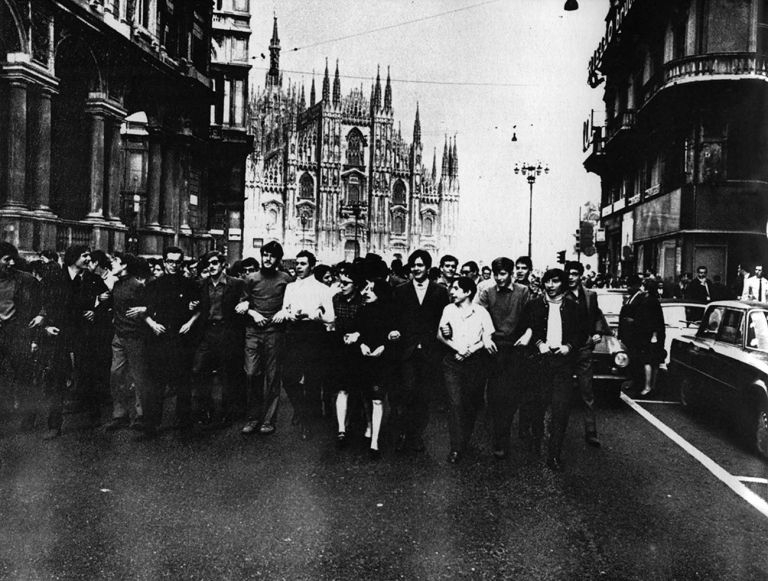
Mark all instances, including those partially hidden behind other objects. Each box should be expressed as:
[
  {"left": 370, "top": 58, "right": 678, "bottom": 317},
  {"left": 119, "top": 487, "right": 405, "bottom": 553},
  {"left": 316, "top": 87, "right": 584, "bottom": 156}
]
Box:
[
  {"left": 413, "top": 102, "right": 421, "bottom": 145},
  {"left": 372, "top": 65, "right": 382, "bottom": 112},
  {"left": 441, "top": 135, "right": 449, "bottom": 178},
  {"left": 322, "top": 58, "right": 330, "bottom": 103},
  {"left": 431, "top": 147, "right": 437, "bottom": 181},
  {"left": 451, "top": 136, "right": 459, "bottom": 178},
  {"left": 310, "top": 74, "right": 316, "bottom": 106},
  {"left": 333, "top": 59, "right": 341, "bottom": 106},
  {"left": 384, "top": 66, "right": 392, "bottom": 112},
  {"left": 266, "top": 16, "right": 281, "bottom": 88},
  {"left": 299, "top": 83, "right": 306, "bottom": 112}
]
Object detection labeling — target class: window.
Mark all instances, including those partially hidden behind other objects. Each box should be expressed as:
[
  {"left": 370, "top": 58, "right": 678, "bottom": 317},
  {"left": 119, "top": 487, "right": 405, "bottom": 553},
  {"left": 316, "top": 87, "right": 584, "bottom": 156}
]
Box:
[
  {"left": 747, "top": 310, "right": 768, "bottom": 351},
  {"left": 717, "top": 309, "right": 744, "bottom": 345},
  {"left": 137, "top": 0, "right": 152, "bottom": 28},
  {"left": 299, "top": 173, "right": 314, "bottom": 199},
  {"left": 698, "top": 306, "right": 725, "bottom": 339},
  {"left": 392, "top": 180, "right": 406, "bottom": 206},
  {"left": 233, "top": 38, "right": 247, "bottom": 62},
  {"left": 223, "top": 79, "right": 231, "bottom": 125},
  {"left": 672, "top": 18, "right": 687, "bottom": 60},
  {"left": 233, "top": 0, "right": 249, "bottom": 11},
  {"left": 423, "top": 216, "right": 434, "bottom": 236},
  {"left": 393, "top": 214, "right": 405, "bottom": 235},
  {"left": 346, "top": 175, "right": 361, "bottom": 204},
  {"left": 233, "top": 79, "right": 245, "bottom": 126},
  {"left": 346, "top": 129, "right": 364, "bottom": 166}
]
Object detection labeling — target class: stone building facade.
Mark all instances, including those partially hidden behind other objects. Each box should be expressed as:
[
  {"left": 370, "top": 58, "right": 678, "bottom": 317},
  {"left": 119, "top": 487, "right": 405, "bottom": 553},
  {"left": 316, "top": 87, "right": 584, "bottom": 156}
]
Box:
[
  {"left": 243, "top": 19, "right": 460, "bottom": 263},
  {"left": 0, "top": 0, "right": 246, "bottom": 258},
  {"left": 584, "top": 0, "right": 768, "bottom": 284}
]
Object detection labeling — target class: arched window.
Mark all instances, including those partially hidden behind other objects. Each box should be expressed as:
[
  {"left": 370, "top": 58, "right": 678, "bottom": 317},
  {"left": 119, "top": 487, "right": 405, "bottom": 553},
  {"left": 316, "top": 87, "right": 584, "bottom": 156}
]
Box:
[
  {"left": 344, "top": 240, "right": 360, "bottom": 261},
  {"left": 346, "top": 128, "right": 364, "bottom": 166},
  {"left": 346, "top": 175, "right": 362, "bottom": 204},
  {"left": 299, "top": 173, "right": 314, "bottom": 199},
  {"left": 393, "top": 214, "right": 405, "bottom": 235},
  {"left": 423, "top": 215, "right": 434, "bottom": 236},
  {"left": 392, "top": 180, "right": 406, "bottom": 206}
]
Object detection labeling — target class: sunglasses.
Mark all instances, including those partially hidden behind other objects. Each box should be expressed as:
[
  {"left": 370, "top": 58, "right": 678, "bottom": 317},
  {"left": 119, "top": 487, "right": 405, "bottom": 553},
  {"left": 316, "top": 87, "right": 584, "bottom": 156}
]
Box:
[
  {"left": 165, "top": 259, "right": 182, "bottom": 264},
  {"left": 244, "top": 266, "right": 257, "bottom": 272},
  {"left": 208, "top": 259, "right": 221, "bottom": 266}
]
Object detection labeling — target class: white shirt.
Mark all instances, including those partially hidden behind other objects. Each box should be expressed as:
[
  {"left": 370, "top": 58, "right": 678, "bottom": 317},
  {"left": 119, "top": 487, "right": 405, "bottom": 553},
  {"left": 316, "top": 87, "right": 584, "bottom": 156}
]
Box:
[
  {"left": 281, "top": 276, "right": 335, "bottom": 324},
  {"left": 413, "top": 279, "right": 428, "bottom": 305},
  {"left": 439, "top": 303, "right": 494, "bottom": 355},
  {"left": 545, "top": 299, "right": 563, "bottom": 346},
  {"left": 742, "top": 276, "right": 768, "bottom": 302}
]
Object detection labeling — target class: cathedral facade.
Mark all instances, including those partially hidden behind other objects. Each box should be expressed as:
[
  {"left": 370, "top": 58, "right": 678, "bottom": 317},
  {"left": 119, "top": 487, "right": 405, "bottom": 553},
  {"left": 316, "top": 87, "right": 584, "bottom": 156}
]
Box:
[{"left": 243, "top": 19, "right": 460, "bottom": 263}]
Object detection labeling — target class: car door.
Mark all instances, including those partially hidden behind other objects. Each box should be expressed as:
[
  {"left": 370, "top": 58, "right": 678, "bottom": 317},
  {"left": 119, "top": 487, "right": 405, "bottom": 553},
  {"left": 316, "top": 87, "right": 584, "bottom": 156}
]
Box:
[
  {"left": 687, "top": 305, "right": 726, "bottom": 397},
  {"left": 709, "top": 307, "right": 746, "bottom": 411}
]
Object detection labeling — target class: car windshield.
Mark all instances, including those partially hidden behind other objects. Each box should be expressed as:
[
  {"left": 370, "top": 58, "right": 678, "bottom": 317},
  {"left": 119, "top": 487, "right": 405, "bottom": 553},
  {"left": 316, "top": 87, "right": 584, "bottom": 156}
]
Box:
[
  {"left": 747, "top": 310, "right": 768, "bottom": 352},
  {"left": 663, "top": 305, "right": 705, "bottom": 329},
  {"left": 596, "top": 293, "right": 626, "bottom": 316}
]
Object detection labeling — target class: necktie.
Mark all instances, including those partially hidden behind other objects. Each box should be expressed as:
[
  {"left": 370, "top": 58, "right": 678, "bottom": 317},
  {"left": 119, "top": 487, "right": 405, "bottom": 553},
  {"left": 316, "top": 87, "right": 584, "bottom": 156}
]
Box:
[{"left": 759, "top": 279, "right": 763, "bottom": 302}]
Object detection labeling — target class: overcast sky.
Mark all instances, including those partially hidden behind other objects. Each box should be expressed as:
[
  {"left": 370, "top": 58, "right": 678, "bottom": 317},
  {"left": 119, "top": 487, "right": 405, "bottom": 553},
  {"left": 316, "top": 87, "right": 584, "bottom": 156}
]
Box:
[{"left": 249, "top": 0, "right": 608, "bottom": 267}]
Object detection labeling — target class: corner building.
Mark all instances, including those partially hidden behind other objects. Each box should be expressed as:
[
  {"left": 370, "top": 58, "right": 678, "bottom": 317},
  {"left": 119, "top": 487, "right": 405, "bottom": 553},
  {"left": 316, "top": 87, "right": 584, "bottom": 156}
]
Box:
[
  {"left": 244, "top": 18, "right": 460, "bottom": 263},
  {"left": 584, "top": 0, "right": 768, "bottom": 285}
]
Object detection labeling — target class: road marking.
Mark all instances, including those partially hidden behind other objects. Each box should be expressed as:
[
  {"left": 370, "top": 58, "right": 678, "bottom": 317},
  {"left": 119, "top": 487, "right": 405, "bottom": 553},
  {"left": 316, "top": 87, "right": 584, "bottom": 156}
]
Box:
[
  {"left": 631, "top": 399, "right": 681, "bottom": 405},
  {"left": 737, "top": 477, "right": 768, "bottom": 485},
  {"left": 621, "top": 392, "right": 768, "bottom": 520}
]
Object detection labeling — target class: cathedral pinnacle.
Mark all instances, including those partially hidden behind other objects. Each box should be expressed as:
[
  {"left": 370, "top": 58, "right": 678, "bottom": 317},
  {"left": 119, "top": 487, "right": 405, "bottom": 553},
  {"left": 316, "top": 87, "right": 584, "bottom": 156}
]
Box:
[
  {"left": 441, "top": 135, "right": 449, "bottom": 179},
  {"left": 372, "top": 65, "right": 382, "bottom": 112},
  {"left": 384, "top": 66, "right": 392, "bottom": 112},
  {"left": 431, "top": 147, "right": 437, "bottom": 182},
  {"left": 310, "top": 74, "right": 316, "bottom": 106},
  {"left": 451, "top": 136, "right": 459, "bottom": 178},
  {"left": 267, "top": 16, "right": 281, "bottom": 88},
  {"left": 299, "top": 83, "right": 306, "bottom": 112},
  {"left": 413, "top": 102, "right": 421, "bottom": 145},
  {"left": 333, "top": 59, "right": 341, "bottom": 106},
  {"left": 322, "top": 58, "right": 330, "bottom": 102}
]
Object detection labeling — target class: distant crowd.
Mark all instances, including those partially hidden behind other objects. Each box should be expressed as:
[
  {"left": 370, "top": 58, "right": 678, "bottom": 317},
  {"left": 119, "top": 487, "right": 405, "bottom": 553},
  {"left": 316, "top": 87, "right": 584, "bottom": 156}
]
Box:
[{"left": 0, "top": 241, "right": 717, "bottom": 471}]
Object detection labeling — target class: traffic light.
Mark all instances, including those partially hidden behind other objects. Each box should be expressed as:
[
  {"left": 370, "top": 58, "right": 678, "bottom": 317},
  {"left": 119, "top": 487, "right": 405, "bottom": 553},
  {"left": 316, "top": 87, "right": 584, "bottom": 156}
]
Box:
[
  {"left": 575, "top": 228, "right": 581, "bottom": 254},
  {"left": 579, "top": 221, "right": 594, "bottom": 252},
  {"left": 557, "top": 250, "right": 566, "bottom": 264}
]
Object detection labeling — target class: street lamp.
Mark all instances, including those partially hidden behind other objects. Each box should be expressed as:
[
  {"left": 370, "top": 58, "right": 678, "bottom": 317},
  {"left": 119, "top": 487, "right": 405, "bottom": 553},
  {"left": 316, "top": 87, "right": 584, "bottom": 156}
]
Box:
[
  {"left": 514, "top": 161, "right": 549, "bottom": 258},
  {"left": 299, "top": 211, "right": 309, "bottom": 250},
  {"left": 339, "top": 200, "right": 364, "bottom": 259}
]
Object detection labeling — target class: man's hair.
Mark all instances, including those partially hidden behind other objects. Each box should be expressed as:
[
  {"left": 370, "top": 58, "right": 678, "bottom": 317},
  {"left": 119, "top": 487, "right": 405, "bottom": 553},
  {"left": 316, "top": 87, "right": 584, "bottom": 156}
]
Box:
[
  {"left": 515, "top": 256, "right": 533, "bottom": 270},
  {"left": 228, "top": 260, "right": 243, "bottom": 277},
  {"left": 390, "top": 258, "right": 406, "bottom": 278},
  {"left": 626, "top": 273, "right": 643, "bottom": 287},
  {"left": 261, "top": 241, "right": 284, "bottom": 261},
  {"left": 40, "top": 249, "right": 59, "bottom": 262},
  {"left": 241, "top": 256, "right": 259, "bottom": 270},
  {"left": 697, "top": 265, "right": 707, "bottom": 272},
  {"left": 491, "top": 257, "right": 515, "bottom": 275},
  {"left": 63, "top": 245, "right": 90, "bottom": 267},
  {"left": 454, "top": 276, "right": 478, "bottom": 300},
  {"left": 565, "top": 261, "right": 584, "bottom": 276},
  {"left": 201, "top": 250, "right": 224, "bottom": 268},
  {"left": 367, "top": 278, "right": 393, "bottom": 302},
  {"left": 481, "top": 265, "right": 491, "bottom": 273},
  {"left": 336, "top": 261, "right": 363, "bottom": 287},
  {"left": 90, "top": 250, "right": 112, "bottom": 270},
  {"left": 541, "top": 268, "right": 565, "bottom": 285},
  {"left": 439, "top": 254, "right": 459, "bottom": 268},
  {"left": 461, "top": 261, "right": 479, "bottom": 275},
  {"left": 408, "top": 249, "right": 433, "bottom": 269},
  {"left": 296, "top": 250, "right": 317, "bottom": 268},
  {"left": 163, "top": 246, "right": 184, "bottom": 260},
  {"left": 313, "top": 264, "right": 331, "bottom": 283},
  {"left": 128, "top": 256, "right": 151, "bottom": 279},
  {"left": 0, "top": 242, "right": 18, "bottom": 260},
  {"left": 361, "top": 255, "right": 389, "bottom": 281}
]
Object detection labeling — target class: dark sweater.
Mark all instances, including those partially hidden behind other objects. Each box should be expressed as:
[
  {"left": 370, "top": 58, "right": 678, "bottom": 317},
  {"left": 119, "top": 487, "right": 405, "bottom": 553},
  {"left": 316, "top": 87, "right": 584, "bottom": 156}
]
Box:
[{"left": 112, "top": 277, "right": 148, "bottom": 338}]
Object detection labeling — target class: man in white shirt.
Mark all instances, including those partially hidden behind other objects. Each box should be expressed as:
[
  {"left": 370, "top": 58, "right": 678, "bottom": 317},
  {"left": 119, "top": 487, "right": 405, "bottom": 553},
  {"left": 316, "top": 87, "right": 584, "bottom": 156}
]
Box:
[
  {"left": 275, "top": 250, "right": 335, "bottom": 440},
  {"left": 742, "top": 265, "right": 768, "bottom": 302}
]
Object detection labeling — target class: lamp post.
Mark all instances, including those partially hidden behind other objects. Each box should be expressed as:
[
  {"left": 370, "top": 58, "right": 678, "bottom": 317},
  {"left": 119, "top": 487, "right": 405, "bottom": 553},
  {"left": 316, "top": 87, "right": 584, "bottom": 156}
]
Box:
[
  {"left": 339, "top": 201, "right": 364, "bottom": 259},
  {"left": 514, "top": 161, "right": 549, "bottom": 258},
  {"left": 299, "top": 211, "right": 309, "bottom": 250}
]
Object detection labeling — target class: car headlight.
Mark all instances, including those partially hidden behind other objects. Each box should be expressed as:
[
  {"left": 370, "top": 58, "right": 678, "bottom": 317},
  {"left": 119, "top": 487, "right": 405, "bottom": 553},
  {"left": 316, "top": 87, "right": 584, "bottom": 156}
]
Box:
[{"left": 613, "top": 351, "right": 629, "bottom": 368}]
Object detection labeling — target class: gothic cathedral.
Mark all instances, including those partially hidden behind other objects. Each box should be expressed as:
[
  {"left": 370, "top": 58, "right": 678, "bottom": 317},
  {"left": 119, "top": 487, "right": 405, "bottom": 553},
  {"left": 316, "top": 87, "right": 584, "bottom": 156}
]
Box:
[{"left": 243, "top": 18, "right": 460, "bottom": 262}]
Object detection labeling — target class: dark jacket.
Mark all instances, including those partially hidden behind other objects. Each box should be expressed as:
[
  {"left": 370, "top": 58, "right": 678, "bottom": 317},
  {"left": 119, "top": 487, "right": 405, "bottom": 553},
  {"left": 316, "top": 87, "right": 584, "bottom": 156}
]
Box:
[
  {"left": 40, "top": 267, "right": 105, "bottom": 349},
  {"left": 568, "top": 285, "right": 607, "bottom": 347},
  {"left": 522, "top": 294, "right": 586, "bottom": 354},
  {"left": 146, "top": 273, "right": 200, "bottom": 333},
  {"left": 356, "top": 299, "right": 400, "bottom": 360},
  {"left": 392, "top": 280, "right": 449, "bottom": 359},
  {"left": 197, "top": 274, "right": 246, "bottom": 328},
  {"left": 685, "top": 278, "right": 712, "bottom": 303}
]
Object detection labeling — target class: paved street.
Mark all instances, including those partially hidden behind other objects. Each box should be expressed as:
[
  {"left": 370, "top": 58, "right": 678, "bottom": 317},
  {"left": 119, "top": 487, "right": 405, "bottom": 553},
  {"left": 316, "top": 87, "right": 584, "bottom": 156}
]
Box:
[{"left": 2, "top": 387, "right": 768, "bottom": 580}]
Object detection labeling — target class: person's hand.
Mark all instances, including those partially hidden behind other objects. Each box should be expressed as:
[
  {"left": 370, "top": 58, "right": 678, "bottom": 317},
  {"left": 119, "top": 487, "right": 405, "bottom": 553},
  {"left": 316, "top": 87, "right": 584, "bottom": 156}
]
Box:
[
  {"left": 179, "top": 320, "right": 194, "bottom": 335},
  {"left": 45, "top": 326, "right": 60, "bottom": 337},
  {"left": 82, "top": 310, "right": 95, "bottom": 322},
  {"left": 189, "top": 300, "right": 200, "bottom": 311},
  {"left": 148, "top": 320, "right": 166, "bottom": 336},
  {"left": 485, "top": 340, "right": 498, "bottom": 355},
  {"left": 249, "top": 310, "right": 268, "bottom": 326},
  {"left": 344, "top": 332, "right": 360, "bottom": 345},
  {"left": 556, "top": 344, "right": 571, "bottom": 356},
  {"left": 235, "top": 301, "right": 249, "bottom": 315},
  {"left": 591, "top": 333, "right": 602, "bottom": 345},
  {"left": 371, "top": 345, "right": 385, "bottom": 357},
  {"left": 440, "top": 322, "right": 452, "bottom": 339},
  {"left": 28, "top": 315, "right": 44, "bottom": 329},
  {"left": 454, "top": 352, "right": 465, "bottom": 361},
  {"left": 515, "top": 328, "right": 533, "bottom": 346},
  {"left": 30, "top": 342, "right": 38, "bottom": 354},
  {"left": 388, "top": 330, "right": 401, "bottom": 341},
  {"left": 271, "top": 311, "right": 289, "bottom": 324},
  {"left": 98, "top": 291, "right": 110, "bottom": 302},
  {"left": 538, "top": 342, "right": 550, "bottom": 355},
  {"left": 360, "top": 344, "right": 372, "bottom": 357},
  {"left": 126, "top": 306, "right": 147, "bottom": 319}
]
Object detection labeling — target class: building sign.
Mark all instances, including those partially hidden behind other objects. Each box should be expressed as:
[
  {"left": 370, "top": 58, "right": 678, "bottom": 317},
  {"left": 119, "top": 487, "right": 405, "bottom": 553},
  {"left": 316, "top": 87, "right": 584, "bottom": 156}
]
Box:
[
  {"left": 588, "top": 0, "right": 637, "bottom": 87},
  {"left": 634, "top": 189, "right": 681, "bottom": 241},
  {"left": 228, "top": 228, "right": 242, "bottom": 241},
  {"left": 253, "top": 238, "right": 263, "bottom": 248}
]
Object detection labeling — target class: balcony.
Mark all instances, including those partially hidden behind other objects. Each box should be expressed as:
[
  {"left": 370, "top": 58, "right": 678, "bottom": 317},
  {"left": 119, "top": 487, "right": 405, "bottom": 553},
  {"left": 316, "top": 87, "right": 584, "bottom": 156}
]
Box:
[
  {"left": 604, "top": 110, "right": 636, "bottom": 146},
  {"left": 56, "top": 220, "right": 93, "bottom": 251}
]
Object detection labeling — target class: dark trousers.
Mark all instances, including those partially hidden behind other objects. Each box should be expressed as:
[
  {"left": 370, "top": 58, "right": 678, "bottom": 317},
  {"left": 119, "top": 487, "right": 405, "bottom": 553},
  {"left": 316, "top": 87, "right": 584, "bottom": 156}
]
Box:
[
  {"left": 443, "top": 352, "right": 487, "bottom": 453},
  {"left": 110, "top": 334, "right": 158, "bottom": 428},
  {"left": 244, "top": 327, "right": 285, "bottom": 425},
  {"left": 573, "top": 345, "right": 597, "bottom": 435},
  {"left": 536, "top": 356, "right": 576, "bottom": 460},
  {"left": 283, "top": 322, "right": 325, "bottom": 424},
  {"left": 149, "top": 334, "right": 195, "bottom": 424},
  {"left": 192, "top": 323, "right": 243, "bottom": 421},
  {"left": 393, "top": 346, "right": 436, "bottom": 439},
  {"left": 487, "top": 345, "right": 526, "bottom": 452},
  {"left": 73, "top": 327, "right": 112, "bottom": 421}
]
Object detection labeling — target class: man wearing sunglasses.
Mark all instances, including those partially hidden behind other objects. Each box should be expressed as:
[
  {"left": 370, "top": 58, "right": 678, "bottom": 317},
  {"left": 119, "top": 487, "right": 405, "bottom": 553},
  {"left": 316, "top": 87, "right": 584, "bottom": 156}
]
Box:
[
  {"left": 191, "top": 250, "right": 247, "bottom": 427},
  {"left": 144, "top": 247, "right": 201, "bottom": 431}
]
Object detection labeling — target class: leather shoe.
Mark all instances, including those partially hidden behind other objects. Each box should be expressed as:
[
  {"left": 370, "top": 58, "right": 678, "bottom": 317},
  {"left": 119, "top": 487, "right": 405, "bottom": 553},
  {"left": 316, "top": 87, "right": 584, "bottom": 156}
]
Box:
[
  {"left": 241, "top": 420, "right": 260, "bottom": 435},
  {"left": 492, "top": 449, "right": 507, "bottom": 460},
  {"left": 446, "top": 451, "right": 461, "bottom": 464},
  {"left": 259, "top": 423, "right": 275, "bottom": 435},
  {"left": 368, "top": 448, "right": 381, "bottom": 461},
  {"left": 336, "top": 432, "right": 348, "bottom": 449},
  {"left": 585, "top": 433, "right": 601, "bottom": 448},
  {"left": 546, "top": 456, "right": 564, "bottom": 472},
  {"left": 395, "top": 433, "right": 408, "bottom": 452},
  {"left": 104, "top": 417, "right": 129, "bottom": 432}
]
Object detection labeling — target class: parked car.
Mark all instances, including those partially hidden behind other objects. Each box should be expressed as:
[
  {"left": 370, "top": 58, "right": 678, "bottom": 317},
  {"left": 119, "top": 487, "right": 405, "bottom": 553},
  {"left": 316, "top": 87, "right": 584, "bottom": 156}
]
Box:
[
  {"left": 591, "top": 289, "right": 631, "bottom": 401},
  {"left": 668, "top": 300, "right": 768, "bottom": 459},
  {"left": 659, "top": 299, "right": 706, "bottom": 370}
]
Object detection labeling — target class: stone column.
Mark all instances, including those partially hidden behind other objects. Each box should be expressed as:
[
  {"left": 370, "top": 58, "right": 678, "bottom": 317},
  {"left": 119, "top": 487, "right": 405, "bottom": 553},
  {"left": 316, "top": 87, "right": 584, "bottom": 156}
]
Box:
[
  {"left": 85, "top": 109, "right": 106, "bottom": 220},
  {"left": 161, "top": 136, "right": 177, "bottom": 230},
  {"left": 179, "top": 136, "right": 192, "bottom": 235},
  {"left": 27, "top": 86, "right": 57, "bottom": 213},
  {"left": 106, "top": 118, "right": 123, "bottom": 222},
  {"left": 5, "top": 78, "right": 28, "bottom": 209},
  {"left": 145, "top": 126, "right": 162, "bottom": 228}
]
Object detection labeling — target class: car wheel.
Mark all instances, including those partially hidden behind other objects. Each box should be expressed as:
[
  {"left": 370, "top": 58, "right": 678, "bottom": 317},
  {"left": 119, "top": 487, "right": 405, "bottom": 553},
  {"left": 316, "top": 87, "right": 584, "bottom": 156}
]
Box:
[
  {"left": 679, "top": 376, "right": 696, "bottom": 409},
  {"left": 754, "top": 403, "right": 768, "bottom": 460}
]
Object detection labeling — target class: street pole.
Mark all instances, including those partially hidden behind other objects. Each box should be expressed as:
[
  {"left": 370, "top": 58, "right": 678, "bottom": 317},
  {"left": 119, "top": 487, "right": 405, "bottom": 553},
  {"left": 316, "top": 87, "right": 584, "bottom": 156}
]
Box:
[
  {"left": 577, "top": 206, "right": 582, "bottom": 262},
  {"left": 514, "top": 161, "right": 549, "bottom": 260}
]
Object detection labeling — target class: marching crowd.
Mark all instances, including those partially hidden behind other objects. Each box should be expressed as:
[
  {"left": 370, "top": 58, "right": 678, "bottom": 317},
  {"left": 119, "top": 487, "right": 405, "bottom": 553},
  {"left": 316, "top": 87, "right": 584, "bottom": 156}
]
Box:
[{"left": 0, "top": 241, "right": 612, "bottom": 472}]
